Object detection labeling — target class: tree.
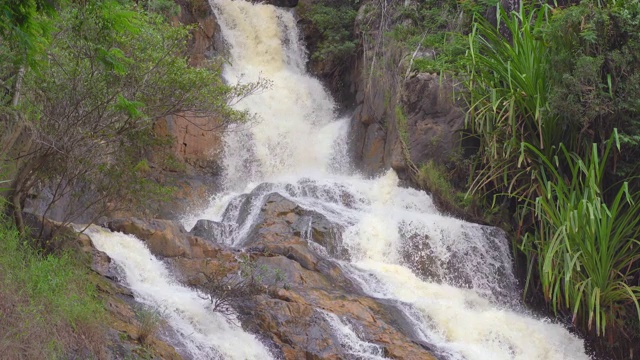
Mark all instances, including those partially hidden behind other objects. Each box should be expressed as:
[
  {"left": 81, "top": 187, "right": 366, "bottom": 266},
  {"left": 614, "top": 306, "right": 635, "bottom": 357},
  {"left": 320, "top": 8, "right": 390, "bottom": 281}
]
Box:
[{"left": 2, "top": 0, "right": 262, "bottom": 234}]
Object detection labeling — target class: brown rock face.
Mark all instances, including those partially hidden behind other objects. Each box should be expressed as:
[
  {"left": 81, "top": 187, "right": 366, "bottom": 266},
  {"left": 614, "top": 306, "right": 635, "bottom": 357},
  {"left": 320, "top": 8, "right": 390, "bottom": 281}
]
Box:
[
  {"left": 153, "top": 112, "right": 223, "bottom": 173},
  {"left": 350, "top": 71, "right": 465, "bottom": 177},
  {"left": 341, "top": 0, "right": 466, "bottom": 181},
  {"left": 228, "top": 192, "right": 437, "bottom": 359},
  {"left": 175, "top": 0, "right": 224, "bottom": 68},
  {"left": 402, "top": 73, "right": 465, "bottom": 167}
]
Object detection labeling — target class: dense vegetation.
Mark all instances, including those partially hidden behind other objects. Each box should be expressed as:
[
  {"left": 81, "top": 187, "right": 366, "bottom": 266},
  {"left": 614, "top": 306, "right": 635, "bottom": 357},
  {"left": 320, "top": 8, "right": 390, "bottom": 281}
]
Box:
[
  {"left": 304, "top": 3, "right": 358, "bottom": 63},
  {"left": 1, "top": 0, "right": 255, "bottom": 232},
  {"left": 465, "top": 1, "right": 640, "bottom": 350}
]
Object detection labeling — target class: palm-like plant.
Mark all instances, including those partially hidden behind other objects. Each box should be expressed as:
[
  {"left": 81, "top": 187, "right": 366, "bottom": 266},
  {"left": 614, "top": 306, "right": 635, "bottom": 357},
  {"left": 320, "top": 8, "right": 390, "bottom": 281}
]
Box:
[
  {"left": 465, "top": 4, "right": 569, "bottom": 200},
  {"left": 521, "top": 133, "right": 640, "bottom": 336}
]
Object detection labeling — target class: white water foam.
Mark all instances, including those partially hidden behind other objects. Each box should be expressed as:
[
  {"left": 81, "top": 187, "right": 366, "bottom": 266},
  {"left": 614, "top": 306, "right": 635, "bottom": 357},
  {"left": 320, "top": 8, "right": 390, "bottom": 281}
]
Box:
[
  {"left": 86, "top": 227, "right": 274, "bottom": 360},
  {"left": 321, "top": 310, "right": 388, "bottom": 360},
  {"left": 210, "top": 0, "right": 350, "bottom": 190},
  {"left": 185, "top": 0, "right": 592, "bottom": 359}
]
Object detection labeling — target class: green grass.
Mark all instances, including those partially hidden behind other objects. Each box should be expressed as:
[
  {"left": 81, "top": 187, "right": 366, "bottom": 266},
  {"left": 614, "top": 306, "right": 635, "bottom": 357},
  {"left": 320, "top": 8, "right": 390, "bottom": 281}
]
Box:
[
  {"left": 0, "top": 216, "right": 106, "bottom": 358},
  {"left": 418, "top": 160, "right": 479, "bottom": 217},
  {"left": 395, "top": 105, "right": 409, "bottom": 144}
]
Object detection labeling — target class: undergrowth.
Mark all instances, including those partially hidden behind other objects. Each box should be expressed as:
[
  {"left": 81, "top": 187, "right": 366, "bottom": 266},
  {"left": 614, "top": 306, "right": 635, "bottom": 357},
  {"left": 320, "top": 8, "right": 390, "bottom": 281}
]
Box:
[
  {"left": 387, "top": 0, "right": 489, "bottom": 74},
  {"left": 0, "top": 216, "right": 106, "bottom": 359}
]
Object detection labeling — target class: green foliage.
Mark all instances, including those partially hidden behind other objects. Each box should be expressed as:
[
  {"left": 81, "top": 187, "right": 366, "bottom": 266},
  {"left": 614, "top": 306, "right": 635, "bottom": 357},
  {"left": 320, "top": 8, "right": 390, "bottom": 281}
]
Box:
[
  {"left": 2, "top": 0, "right": 255, "bottom": 224},
  {"left": 307, "top": 4, "right": 357, "bottom": 62},
  {"left": 418, "top": 160, "right": 475, "bottom": 212},
  {"left": 520, "top": 134, "right": 640, "bottom": 336},
  {"left": 134, "top": 305, "right": 163, "bottom": 345},
  {"left": 200, "top": 255, "right": 286, "bottom": 319},
  {"left": 0, "top": 216, "right": 105, "bottom": 357},
  {"left": 411, "top": 33, "right": 470, "bottom": 74},
  {"left": 387, "top": 0, "right": 488, "bottom": 74},
  {"left": 141, "top": 0, "right": 180, "bottom": 19},
  {"left": 462, "top": 1, "right": 640, "bottom": 345},
  {"left": 542, "top": 0, "right": 640, "bottom": 178},
  {"left": 0, "top": 0, "right": 54, "bottom": 59},
  {"left": 395, "top": 105, "right": 409, "bottom": 144},
  {"left": 466, "top": 4, "right": 560, "bottom": 201},
  {"left": 189, "top": 0, "right": 211, "bottom": 18}
]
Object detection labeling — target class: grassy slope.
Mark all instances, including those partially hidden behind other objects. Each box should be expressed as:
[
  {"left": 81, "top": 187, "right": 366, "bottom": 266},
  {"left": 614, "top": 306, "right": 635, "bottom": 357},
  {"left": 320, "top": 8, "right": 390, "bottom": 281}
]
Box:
[{"left": 0, "top": 217, "right": 107, "bottom": 359}]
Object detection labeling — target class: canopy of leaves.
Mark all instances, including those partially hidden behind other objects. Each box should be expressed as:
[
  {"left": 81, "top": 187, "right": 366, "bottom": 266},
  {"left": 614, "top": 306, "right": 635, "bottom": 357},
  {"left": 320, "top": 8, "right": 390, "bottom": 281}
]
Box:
[{"left": 2, "top": 0, "right": 256, "bottom": 224}]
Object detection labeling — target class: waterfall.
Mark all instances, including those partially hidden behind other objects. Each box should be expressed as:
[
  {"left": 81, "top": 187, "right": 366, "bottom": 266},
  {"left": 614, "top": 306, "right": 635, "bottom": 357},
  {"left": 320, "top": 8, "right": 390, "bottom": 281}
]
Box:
[
  {"left": 210, "top": 0, "right": 350, "bottom": 189},
  {"left": 87, "top": 227, "right": 275, "bottom": 360},
  {"left": 178, "top": 0, "right": 591, "bottom": 359}
]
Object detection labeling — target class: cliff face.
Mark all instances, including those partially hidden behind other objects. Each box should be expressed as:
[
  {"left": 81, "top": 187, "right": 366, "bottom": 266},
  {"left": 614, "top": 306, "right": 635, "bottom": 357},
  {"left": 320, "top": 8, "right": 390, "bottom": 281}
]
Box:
[{"left": 297, "top": 0, "right": 466, "bottom": 183}]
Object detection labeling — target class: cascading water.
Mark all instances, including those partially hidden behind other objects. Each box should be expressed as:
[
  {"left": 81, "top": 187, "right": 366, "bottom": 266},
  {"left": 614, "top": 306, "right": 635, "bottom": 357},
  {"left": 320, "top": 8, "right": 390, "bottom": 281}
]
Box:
[
  {"left": 86, "top": 227, "right": 275, "bottom": 360},
  {"left": 182, "top": 0, "right": 592, "bottom": 358}
]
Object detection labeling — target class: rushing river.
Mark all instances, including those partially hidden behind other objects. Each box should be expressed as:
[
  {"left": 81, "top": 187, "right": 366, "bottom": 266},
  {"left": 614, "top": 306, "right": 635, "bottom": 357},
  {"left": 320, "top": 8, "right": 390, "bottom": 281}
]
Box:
[{"left": 93, "top": 0, "right": 592, "bottom": 359}]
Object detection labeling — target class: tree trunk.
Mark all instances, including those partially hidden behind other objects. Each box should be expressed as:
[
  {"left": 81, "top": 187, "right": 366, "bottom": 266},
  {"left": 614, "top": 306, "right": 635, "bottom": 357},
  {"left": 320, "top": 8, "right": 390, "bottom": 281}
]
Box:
[
  {"left": 11, "top": 66, "right": 25, "bottom": 107},
  {"left": 12, "top": 193, "right": 25, "bottom": 235},
  {"left": 7, "top": 156, "right": 38, "bottom": 236}
]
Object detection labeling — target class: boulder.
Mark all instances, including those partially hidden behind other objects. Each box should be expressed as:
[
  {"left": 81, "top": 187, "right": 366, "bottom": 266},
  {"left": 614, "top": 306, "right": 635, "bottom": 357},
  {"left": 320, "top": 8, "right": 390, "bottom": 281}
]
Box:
[
  {"left": 106, "top": 218, "right": 191, "bottom": 258},
  {"left": 236, "top": 191, "right": 347, "bottom": 259},
  {"left": 207, "top": 188, "right": 438, "bottom": 359},
  {"left": 189, "top": 219, "right": 235, "bottom": 244}
]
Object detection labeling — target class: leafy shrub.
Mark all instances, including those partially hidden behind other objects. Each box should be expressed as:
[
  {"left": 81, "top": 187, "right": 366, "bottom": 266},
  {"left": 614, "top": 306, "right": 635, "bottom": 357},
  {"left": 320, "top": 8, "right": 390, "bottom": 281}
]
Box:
[
  {"left": 542, "top": 0, "right": 640, "bottom": 180},
  {"left": 142, "top": 0, "right": 180, "bottom": 19},
  {"left": 463, "top": 1, "right": 640, "bottom": 348},
  {"left": 387, "top": 0, "right": 488, "bottom": 74},
  {"left": 199, "top": 255, "right": 285, "bottom": 320},
  {"left": 3, "top": 0, "right": 259, "bottom": 230},
  {"left": 134, "top": 305, "right": 163, "bottom": 345},
  {"left": 307, "top": 4, "right": 357, "bottom": 62}
]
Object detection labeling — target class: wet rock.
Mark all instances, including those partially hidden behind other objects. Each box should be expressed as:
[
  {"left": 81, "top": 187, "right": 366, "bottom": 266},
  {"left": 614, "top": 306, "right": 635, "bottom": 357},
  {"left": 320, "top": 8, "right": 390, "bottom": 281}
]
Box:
[
  {"left": 98, "top": 190, "right": 440, "bottom": 360},
  {"left": 239, "top": 282, "right": 437, "bottom": 360},
  {"left": 189, "top": 219, "right": 235, "bottom": 244},
  {"left": 361, "top": 122, "right": 387, "bottom": 173},
  {"left": 250, "top": 241, "right": 321, "bottom": 272},
  {"left": 248, "top": 296, "right": 343, "bottom": 359},
  {"left": 90, "top": 250, "right": 113, "bottom": 278},
  {"left": 238, "top": 191, "right": 347, "bottom": 259},
  {"left": 169, "top": 254, "right": 237, "bottom": 287},
  {"left": 106, "top": 218, "right": 190, "bottom": 258},
  {"left": 398, "top": 229, "right": 441, "bottom": 283}
]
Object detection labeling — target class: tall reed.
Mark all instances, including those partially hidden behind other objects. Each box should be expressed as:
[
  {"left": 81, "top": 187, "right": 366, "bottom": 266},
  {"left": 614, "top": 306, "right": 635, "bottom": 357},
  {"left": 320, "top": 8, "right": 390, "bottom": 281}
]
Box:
[
  {"left": 465, "top": 4, "right": 567, "bottom": 200},
  {"left": 521, "top": 134, "right": 640, "bottom": 336}
]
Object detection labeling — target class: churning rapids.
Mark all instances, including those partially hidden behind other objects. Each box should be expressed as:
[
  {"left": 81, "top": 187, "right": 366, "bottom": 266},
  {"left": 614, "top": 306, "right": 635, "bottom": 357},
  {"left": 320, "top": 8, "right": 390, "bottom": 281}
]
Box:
[{"left": 90, "top": 0, "right": 591, "bottom": 359}]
